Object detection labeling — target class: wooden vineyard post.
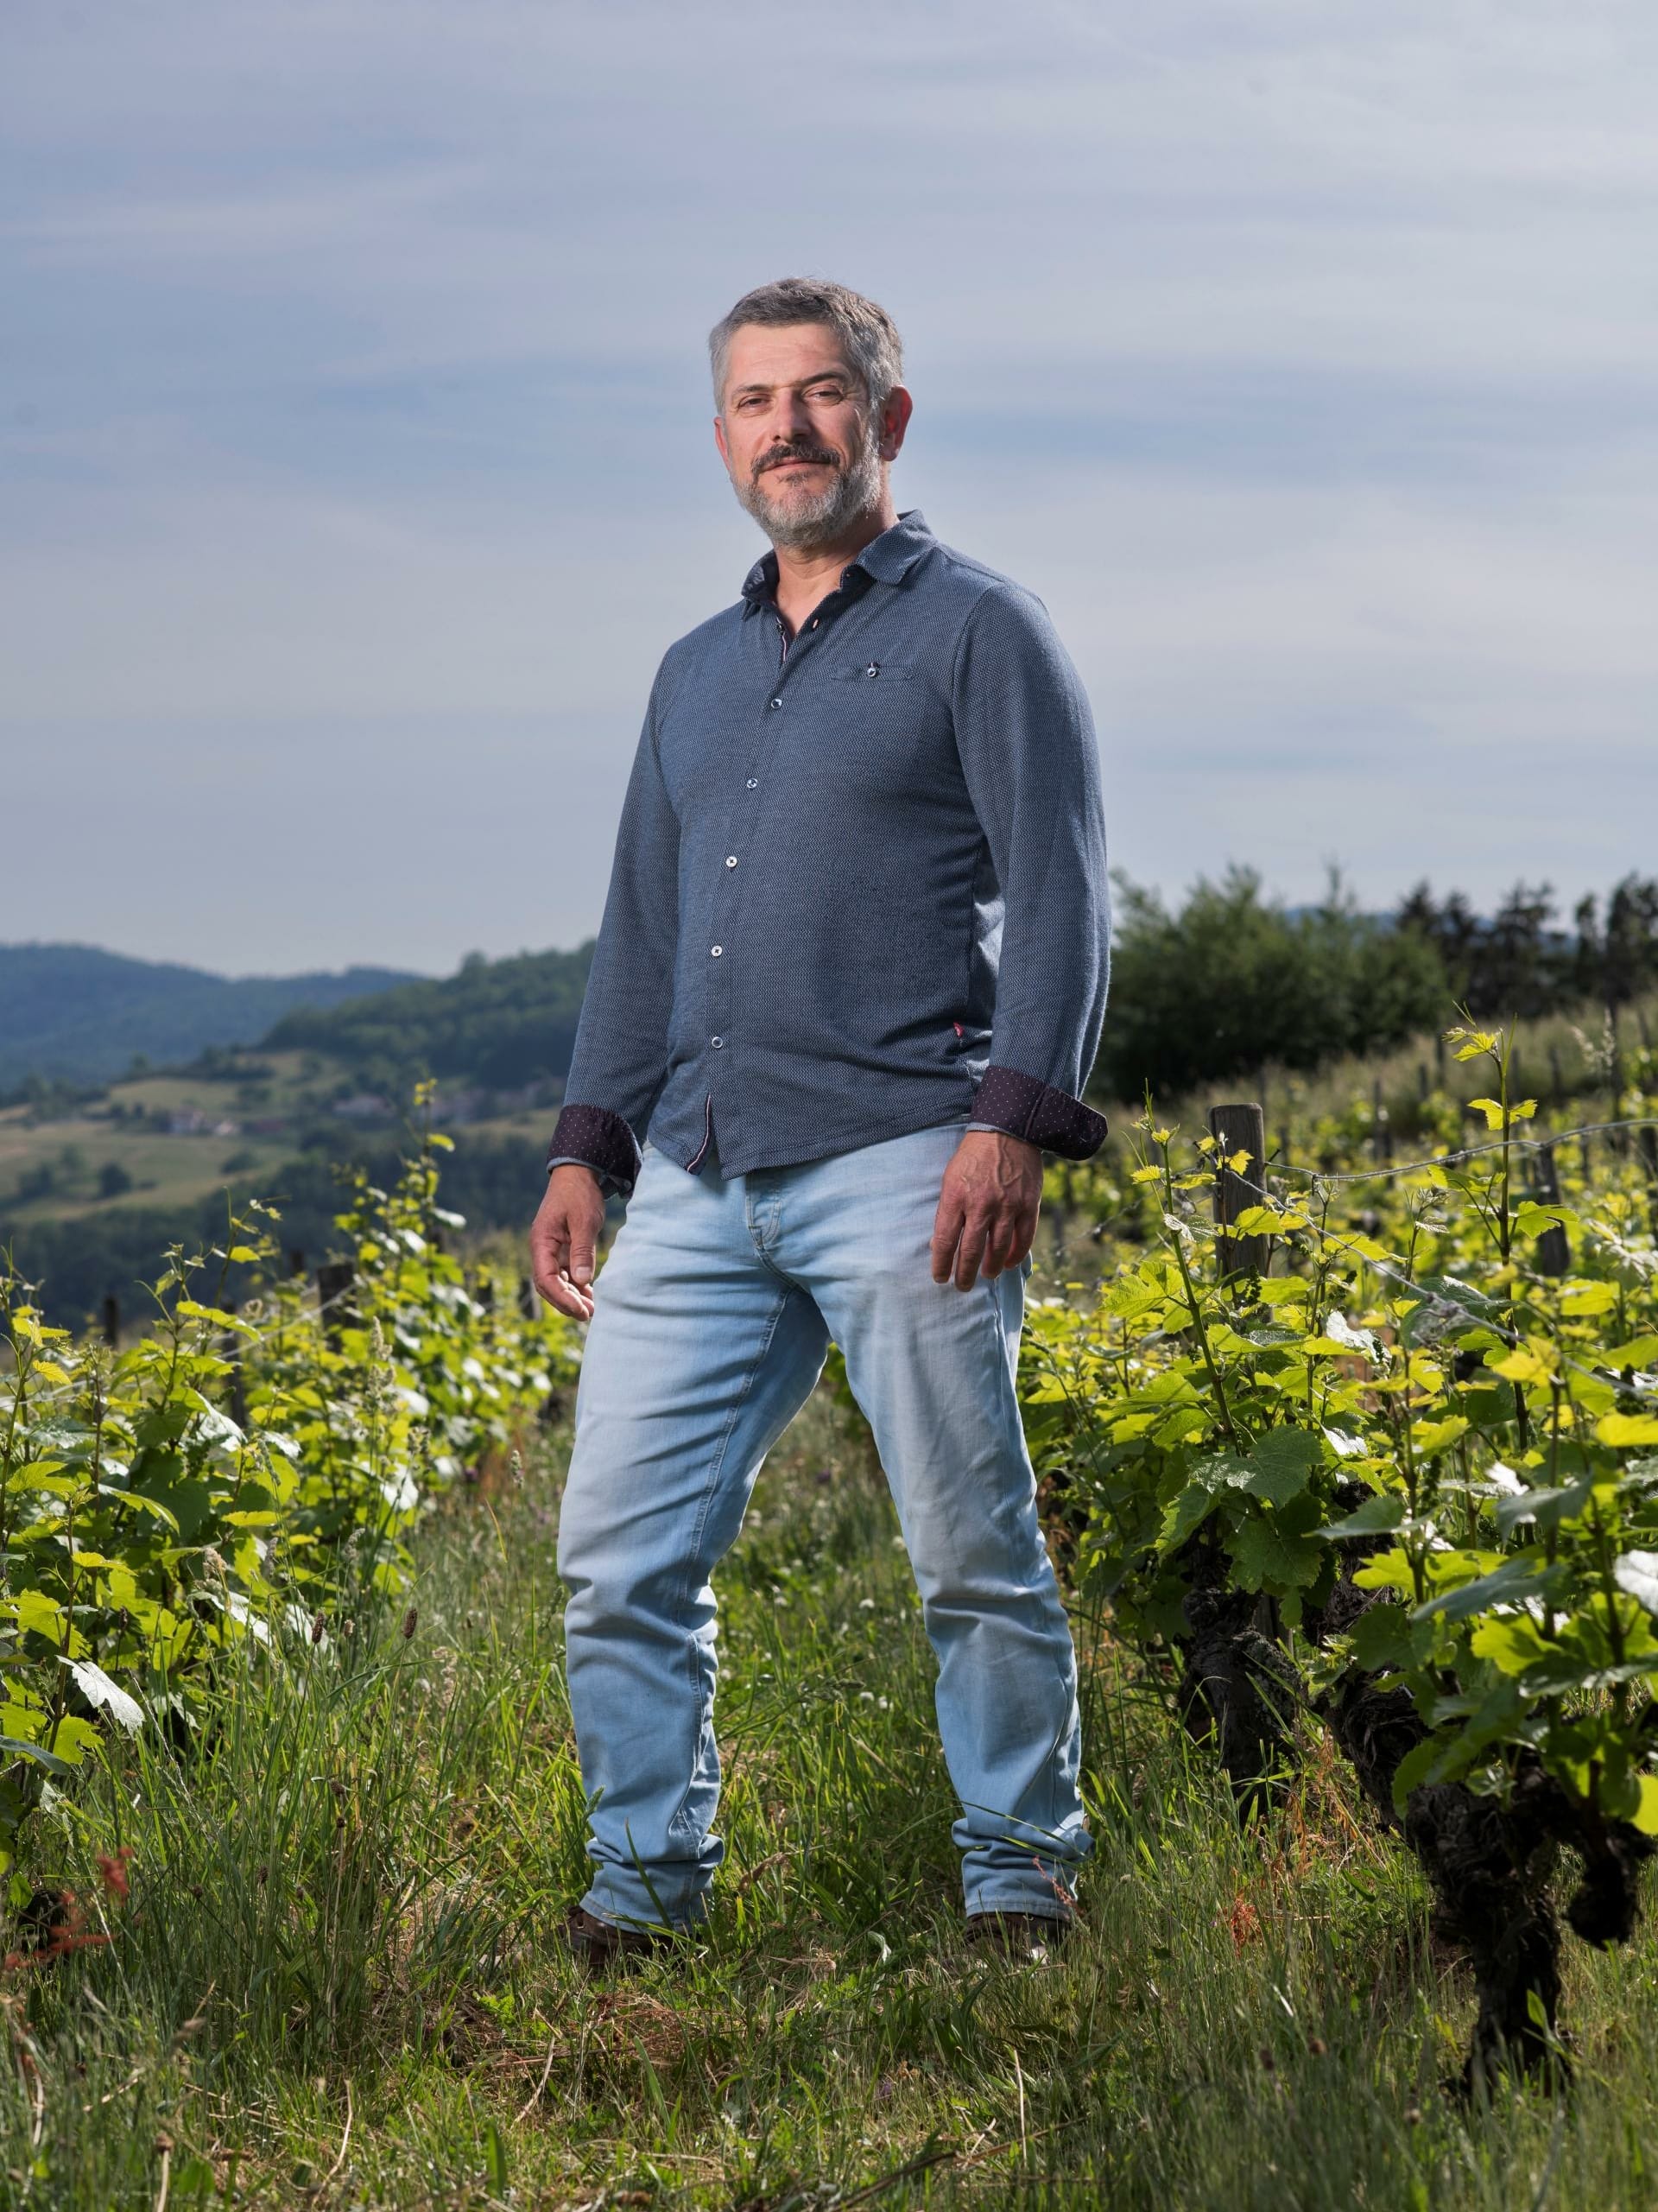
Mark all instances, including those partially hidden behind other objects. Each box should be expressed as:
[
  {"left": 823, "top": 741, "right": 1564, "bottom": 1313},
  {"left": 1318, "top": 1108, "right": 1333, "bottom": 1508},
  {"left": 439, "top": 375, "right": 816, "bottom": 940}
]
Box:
[
  {"left": 1210, "top": 1101, "right": 1269, "bottom": 1281},
  {"left": 1549, "top": 1044, "right": 1565, "bottom": 1107},
  {"left": 1640, "top": 1126, "right": 1658, "bottom": 1239},
  {"left": 518, "top": 1276, "right": 537, "bottom": 1320},
  {"left": 101, "top": 1294, "right": 120, "bottom": 1349},
  {"left": 1532, "top": 1141, "right": 1572, "bottom": 1277}
]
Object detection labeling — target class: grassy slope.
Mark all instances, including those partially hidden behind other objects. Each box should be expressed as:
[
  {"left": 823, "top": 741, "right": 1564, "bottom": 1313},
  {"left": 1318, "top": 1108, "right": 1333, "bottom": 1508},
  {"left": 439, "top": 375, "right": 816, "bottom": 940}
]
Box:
[
  {"left": 0, "top": 1053, "right": 427, "bottom": 1231},
  {"left": 5, "top": 1364, "right": 1658, "bottom": 2211},
  {"left": 0, "top": 1109, "right": 295, "bottom": 1227}
]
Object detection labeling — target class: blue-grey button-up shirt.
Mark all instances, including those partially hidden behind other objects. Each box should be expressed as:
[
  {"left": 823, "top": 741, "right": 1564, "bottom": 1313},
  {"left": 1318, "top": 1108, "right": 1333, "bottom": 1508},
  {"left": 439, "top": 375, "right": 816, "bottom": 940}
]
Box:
[{"left": 547, "top": 510, "right": 1110, "bottom": 1197}]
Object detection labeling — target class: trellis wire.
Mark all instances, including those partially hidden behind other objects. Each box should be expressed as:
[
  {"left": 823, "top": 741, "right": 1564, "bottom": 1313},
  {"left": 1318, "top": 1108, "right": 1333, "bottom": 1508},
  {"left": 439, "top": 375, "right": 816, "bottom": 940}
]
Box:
[{"left": 1269, "top": 1116, "right": 1658, "bottom": 1188}]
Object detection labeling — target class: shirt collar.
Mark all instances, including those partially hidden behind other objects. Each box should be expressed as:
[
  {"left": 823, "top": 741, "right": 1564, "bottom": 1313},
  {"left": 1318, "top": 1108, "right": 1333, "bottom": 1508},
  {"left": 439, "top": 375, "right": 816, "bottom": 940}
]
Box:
[{"left": 740, "top": 510, "right": 934, "bottom": 615}]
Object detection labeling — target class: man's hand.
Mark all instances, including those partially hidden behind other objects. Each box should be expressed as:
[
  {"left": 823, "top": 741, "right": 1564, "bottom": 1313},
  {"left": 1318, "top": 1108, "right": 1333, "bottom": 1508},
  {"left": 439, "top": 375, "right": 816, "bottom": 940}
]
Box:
[
  {"left": 930, "top": 1129, "right": 1042, "bottom": 1291},
  {"left": 530, "top": 1163, "right": 608, "bottom": 1321}
]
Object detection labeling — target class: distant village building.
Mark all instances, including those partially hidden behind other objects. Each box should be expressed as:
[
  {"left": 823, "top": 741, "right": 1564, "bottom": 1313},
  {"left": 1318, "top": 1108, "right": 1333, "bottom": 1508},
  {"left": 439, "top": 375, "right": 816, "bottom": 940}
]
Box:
[
  {"left": 428, "top": 1088, "right": 489, "bottom": 1125},
  {"left": 332, "top": 1094, "right": 394, "bottom": 1123}
]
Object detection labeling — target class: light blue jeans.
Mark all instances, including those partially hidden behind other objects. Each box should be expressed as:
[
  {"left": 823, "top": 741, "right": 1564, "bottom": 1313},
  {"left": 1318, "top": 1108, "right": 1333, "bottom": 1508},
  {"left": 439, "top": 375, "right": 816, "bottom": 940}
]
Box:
[{"left": 555, "top": 1117, "right": 1092, "bottom": 1930}]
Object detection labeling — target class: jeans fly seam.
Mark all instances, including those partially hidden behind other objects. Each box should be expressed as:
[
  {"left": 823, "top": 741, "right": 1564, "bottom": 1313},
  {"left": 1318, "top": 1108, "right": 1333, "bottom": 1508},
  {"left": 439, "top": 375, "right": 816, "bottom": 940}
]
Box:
[
  {"left": 744, "top": 1198, "right": 799, "bottom": 1286},
  {"left": 664, "top": 1280, "right": 794, "bottom": 1843}
]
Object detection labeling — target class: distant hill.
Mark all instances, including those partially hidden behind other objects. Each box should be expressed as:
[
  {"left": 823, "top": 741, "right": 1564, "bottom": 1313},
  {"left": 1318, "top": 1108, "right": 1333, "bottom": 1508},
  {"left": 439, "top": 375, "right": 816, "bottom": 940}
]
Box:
[
  {"left": 0, "top": 943, "right": 420, "bottom": 1092},
  {"left": 263, "top": 944, "right": 596, "bottom": 1092},
  {"left": 2, "top": 940, "right": 603, "bottom": 1327}
]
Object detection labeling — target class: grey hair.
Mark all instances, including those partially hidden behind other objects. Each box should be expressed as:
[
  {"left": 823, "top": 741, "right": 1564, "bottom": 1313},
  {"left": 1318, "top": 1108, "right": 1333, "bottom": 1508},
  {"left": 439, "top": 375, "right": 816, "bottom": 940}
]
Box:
[{"left": 709, "top": 277, "right": 904, "bottom": 415}]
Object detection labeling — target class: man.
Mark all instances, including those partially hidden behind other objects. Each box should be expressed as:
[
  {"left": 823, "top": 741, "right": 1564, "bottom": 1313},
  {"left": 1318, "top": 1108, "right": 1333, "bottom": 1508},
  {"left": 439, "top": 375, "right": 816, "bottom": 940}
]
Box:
[{"left": 530, "top": 276, "right": 1110, "bottom": 1968}]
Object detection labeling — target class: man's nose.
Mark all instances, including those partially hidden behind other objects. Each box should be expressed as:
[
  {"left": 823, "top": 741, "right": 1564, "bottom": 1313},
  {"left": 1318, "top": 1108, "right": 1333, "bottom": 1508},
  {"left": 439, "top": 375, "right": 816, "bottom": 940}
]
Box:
[{"left": 769, "top": 388, "right": 815, "bottom": 443}]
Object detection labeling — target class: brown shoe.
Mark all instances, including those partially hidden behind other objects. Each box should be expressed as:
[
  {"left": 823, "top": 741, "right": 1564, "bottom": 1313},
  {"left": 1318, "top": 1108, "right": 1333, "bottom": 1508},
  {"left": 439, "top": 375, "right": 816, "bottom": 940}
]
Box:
[
  {"left": 965, "top": 1911, "right": 1073, "bottom": 1959},
  {"left": 562, "top": 1906, "right": 680, "bottom": 1974}
]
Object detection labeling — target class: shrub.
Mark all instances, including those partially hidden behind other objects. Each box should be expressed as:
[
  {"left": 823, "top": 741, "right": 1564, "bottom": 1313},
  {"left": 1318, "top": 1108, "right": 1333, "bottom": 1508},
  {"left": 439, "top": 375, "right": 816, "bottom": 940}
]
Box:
[{"left": 1096, "top": 867, "right": 1447, "bottom": 1097}]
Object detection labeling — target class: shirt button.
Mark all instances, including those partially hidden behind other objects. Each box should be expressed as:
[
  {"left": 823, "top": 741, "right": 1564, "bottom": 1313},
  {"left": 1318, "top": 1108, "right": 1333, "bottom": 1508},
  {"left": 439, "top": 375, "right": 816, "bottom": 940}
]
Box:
[
  {"left": 725, "top": 854, "right": 738, "bottom": 868},
  {"left": 711, "top": 1036, "right": 724, "bottom": 1049},
  {"left": 769, "top": 696, "right": 783, "bottom": 709},
  {"left": 710, "top": 944, "right": 723, "bottom": 957},
  {"left": 746, "top": 777, "right": 758, "bottom": 789}
]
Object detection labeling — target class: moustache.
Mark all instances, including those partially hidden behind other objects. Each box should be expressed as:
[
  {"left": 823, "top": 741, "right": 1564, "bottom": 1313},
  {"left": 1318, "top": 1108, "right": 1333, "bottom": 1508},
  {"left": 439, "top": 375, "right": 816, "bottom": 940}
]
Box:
[{"left": 753, "top": 445, "right": 841, "bottom": 481}]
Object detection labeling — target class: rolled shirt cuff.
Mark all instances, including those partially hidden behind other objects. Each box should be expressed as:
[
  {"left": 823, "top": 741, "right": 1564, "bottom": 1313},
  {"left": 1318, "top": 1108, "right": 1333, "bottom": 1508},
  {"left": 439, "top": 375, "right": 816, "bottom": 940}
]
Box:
[
  {"left": 545, "top": 1103, "right": 642, "bottom": 1198},
  {"left": 968, "top": 1064, "right": 1109, "bottom": 1159}
]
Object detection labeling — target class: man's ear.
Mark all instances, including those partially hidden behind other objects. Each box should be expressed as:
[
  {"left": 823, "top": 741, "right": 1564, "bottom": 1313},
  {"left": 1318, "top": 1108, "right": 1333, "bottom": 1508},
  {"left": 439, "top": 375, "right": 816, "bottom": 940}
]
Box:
[
  {"left": 713, "top": 412, "right": 731, "bottom": 470},
  {"left": 878, "top": 384, "right": 914, "bottom": 464}
]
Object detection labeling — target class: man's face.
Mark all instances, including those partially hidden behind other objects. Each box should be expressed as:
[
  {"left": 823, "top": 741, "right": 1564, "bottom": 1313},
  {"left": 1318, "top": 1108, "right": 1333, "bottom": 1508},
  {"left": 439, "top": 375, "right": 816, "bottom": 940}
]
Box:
[{"left": 714, "top": 322, "right": 896, "bottom": 552}]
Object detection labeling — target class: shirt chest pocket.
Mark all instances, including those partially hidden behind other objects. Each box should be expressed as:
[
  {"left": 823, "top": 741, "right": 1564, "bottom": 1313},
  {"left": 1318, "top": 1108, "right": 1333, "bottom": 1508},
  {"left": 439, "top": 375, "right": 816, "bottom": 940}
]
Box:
[
  {"left": 804, "top": 661, "right": 959, "bottom": 808},
  {"left": 828, "top": 660, "right": 916, "bottom": 686}
]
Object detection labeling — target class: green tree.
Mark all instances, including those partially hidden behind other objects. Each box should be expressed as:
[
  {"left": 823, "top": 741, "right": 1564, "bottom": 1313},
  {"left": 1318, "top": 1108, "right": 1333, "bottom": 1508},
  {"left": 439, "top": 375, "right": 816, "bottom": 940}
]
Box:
[{"left": 1094, "top": 867, "right": 1446, "bottom": 1099}]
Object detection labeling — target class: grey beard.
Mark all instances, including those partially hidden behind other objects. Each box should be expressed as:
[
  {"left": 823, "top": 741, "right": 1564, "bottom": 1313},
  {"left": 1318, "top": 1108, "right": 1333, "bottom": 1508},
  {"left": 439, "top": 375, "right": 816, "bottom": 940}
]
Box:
[{"left": 734, "top": 418, "right": 885, "bottom": 552}]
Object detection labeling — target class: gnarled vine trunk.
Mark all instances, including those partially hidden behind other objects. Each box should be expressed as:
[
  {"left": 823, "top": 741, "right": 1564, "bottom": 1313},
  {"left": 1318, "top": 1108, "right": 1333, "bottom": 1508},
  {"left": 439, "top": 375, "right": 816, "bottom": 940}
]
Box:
[
  {"left": 1157, "top": 1526, "right": 1655, "bottom": 2087},
  {"left": 1174, "top": 1537, "right": 1302, "bottom": 1814},
  {"left": 1316, "top": 1569, "right": 1654, "bottom": 2088}
]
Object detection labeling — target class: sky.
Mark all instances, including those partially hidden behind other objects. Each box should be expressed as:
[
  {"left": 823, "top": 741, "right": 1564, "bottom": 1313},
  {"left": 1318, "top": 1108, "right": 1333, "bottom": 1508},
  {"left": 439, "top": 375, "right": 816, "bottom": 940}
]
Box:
[{"left": 3, "top": 0, "right": 1655, "bottom": 977}]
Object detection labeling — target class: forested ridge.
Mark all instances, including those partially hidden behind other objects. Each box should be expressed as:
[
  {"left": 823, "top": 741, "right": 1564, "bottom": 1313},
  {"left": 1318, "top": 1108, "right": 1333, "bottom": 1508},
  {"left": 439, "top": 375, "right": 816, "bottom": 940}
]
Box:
[
  {"left": 262, "top": 943, "right": 595, "bottom": 1094},
  {"left": 0, "top": 944, "right": 417, "bottom": 1091}
]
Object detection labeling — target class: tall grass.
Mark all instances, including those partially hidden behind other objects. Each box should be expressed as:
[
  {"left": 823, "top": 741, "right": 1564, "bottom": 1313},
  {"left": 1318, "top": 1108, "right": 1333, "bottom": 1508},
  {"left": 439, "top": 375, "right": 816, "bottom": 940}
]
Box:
[{"left": 6, "top": 1391, "right": 1658, "bottom": 2208}]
